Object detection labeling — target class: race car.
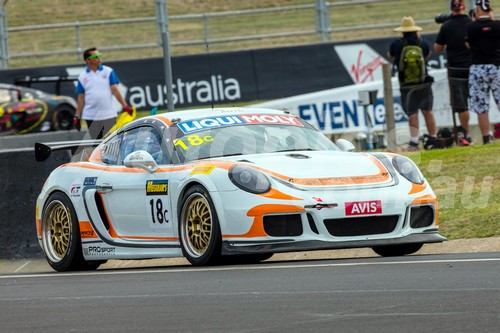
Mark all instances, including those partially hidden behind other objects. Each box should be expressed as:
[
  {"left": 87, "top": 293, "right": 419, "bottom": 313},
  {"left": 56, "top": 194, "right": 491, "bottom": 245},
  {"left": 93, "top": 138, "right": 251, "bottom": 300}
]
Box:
[
  {"left": 0, "top": 83, "right": 76, "bottom": 135},
  {"left": 35, "top": 107, "right": 445, "bottom": 272}
]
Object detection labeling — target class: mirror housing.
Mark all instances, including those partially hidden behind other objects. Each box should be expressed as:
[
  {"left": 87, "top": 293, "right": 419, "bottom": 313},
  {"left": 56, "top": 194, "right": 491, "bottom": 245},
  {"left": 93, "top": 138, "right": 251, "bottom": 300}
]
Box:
[
  {"left": 123, "top": 150, "right": 159, "bottom": 173},
  {"left": 336, "top": 139, "right": 356, "bottom": 152}
]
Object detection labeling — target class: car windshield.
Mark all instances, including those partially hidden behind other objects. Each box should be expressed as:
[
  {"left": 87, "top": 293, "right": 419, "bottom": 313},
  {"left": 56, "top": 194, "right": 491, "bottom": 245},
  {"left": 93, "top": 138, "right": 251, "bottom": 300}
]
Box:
[{"left": 171, "top": 114, "right": 339, "bottom": 162}]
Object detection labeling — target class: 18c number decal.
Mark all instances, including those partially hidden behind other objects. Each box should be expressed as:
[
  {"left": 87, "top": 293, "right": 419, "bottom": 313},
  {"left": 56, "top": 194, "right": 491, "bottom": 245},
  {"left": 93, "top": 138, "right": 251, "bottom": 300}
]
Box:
[
  {"left": 149, "top": 198, "right": 169, "bottom": 224},
  {"left": 174, "top": 135, "right": 213, "bottom": 151}
]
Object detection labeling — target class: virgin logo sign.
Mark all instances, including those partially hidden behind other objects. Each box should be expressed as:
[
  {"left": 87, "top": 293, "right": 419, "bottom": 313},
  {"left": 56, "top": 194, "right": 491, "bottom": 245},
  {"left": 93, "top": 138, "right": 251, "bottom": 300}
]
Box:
[
  {"left": 345, "top": 200, "right": 382, "bottom": 216},
  {"left": 351, "top": 51, "right": 385, "bottom": 84},
  {"left": 334, "top": 44, "right": 388, "bottom": 84}
]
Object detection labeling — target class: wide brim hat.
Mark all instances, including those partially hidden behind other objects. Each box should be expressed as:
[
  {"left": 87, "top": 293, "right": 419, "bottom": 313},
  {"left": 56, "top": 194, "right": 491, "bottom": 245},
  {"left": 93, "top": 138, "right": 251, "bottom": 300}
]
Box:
[{"left": 394, "top": 16, "right": 422, "bottom": 32}]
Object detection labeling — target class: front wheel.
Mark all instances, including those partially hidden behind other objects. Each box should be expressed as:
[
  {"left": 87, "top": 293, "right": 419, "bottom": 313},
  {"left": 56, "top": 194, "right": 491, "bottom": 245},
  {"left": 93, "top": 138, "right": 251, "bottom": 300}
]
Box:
[
  {"left": 41, "top": 192, "right": 100, "bottom": 271},
  {"left": 179, "top": 185, "right": 222, "bottom": 265},
  {"left": 371, "top": 243, "right": 423, "bottom": 257}
]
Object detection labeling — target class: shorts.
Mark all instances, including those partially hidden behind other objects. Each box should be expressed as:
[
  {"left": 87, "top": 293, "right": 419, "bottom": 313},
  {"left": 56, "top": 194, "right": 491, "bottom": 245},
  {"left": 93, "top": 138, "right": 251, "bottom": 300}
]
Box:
[
  {"left": 400, "top": 83, "right": 433, "bottom": 116},
  {"left": 469, "top": 64, "right": 500, "bottom": 114},
  {"left": 448, "top": 67, "right": 469, "bottom": 113}
]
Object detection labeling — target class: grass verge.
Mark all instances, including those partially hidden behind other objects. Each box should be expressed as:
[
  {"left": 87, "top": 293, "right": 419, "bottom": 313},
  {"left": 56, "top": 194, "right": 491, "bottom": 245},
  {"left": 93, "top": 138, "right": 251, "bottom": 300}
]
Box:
[{"left": 405, "top": 142, "right": 499, "bottom": 240}]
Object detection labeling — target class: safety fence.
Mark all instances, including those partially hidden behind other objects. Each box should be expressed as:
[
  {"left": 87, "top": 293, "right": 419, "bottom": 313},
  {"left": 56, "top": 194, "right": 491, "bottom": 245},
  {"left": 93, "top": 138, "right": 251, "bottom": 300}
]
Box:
[{"left": 0, "top": 0, "right": 454, "bottom": 69}]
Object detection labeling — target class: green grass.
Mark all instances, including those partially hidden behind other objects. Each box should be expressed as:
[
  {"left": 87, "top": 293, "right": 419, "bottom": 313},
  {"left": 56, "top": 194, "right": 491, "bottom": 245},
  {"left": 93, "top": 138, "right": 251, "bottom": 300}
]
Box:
[
  {"left": 405, "top": 143, "right": 500, "bottom": 240},
  {"left": 4, "top": 0, "right": 463, "bottom": 68}
]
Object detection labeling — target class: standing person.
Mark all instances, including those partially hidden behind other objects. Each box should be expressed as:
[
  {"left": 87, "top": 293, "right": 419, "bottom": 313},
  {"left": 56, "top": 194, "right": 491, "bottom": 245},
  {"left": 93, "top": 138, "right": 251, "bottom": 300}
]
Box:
[
  {"left": 388, "top": 17, "right": 438, "bottom": 150},
  {"left": 73, "top": 47, "right": 132, "bottom": 139},
  {"left": 434, "top": 0, "right": 473, "bottom": 145},
  {"left": 466, "top": 0, "right": 500, "bottom": 144}
]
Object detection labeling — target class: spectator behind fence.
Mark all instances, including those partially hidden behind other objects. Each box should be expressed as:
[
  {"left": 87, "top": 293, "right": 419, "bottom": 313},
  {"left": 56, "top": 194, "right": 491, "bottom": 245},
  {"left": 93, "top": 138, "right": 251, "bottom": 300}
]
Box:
[
  {"left": 388, "top": 16, "right": 437, "bottom": 150},
  {"left": 434, "top": 0, "right": 473, "bottom": 145},
  {"left": 466, "top": 0, "right": 500, "bottom": 144},
  {"left": 74, "top": 47, "right": 133, "bottom": 139}
]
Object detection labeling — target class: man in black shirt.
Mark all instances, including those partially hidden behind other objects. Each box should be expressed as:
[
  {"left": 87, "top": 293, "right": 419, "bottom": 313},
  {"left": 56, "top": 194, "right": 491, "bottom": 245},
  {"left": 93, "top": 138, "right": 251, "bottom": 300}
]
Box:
[
  {"left": 435, "top": 0, "right": 472, "bottom": 145},
  {"left": 388, "top": 16, "right": 437, "bottom": 150},
  {"left": 466, "top": 0, "right": 500, "bottom": 144}
]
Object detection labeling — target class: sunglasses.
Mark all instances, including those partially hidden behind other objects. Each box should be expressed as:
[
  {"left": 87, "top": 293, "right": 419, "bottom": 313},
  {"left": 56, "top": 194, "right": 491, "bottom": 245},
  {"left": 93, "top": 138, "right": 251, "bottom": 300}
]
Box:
[{"left": 87, "top": 52, "right": 103, "bottom": 59}]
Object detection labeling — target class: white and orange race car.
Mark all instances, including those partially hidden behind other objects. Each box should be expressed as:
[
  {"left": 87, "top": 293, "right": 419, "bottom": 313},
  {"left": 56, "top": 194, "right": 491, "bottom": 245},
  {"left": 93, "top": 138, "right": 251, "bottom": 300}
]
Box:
[{"left": 35, "top": 107, "right": 445, "bottom": 271}]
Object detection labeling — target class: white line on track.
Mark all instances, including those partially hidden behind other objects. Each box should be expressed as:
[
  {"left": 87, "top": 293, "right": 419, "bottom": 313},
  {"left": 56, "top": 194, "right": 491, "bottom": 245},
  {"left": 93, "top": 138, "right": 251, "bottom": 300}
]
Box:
[
  {"left": 13, "top": 260, "right": 31, "bottom": 273},
  {"left": 0, "top": 257, "right": 498, "bottom": 280}
]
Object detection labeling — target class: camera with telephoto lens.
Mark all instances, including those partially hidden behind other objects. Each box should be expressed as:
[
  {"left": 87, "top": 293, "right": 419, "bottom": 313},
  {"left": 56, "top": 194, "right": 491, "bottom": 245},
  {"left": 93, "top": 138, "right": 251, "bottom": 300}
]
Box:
[{"left": 435, "top": 13, "right": 452, "bottom": 23}]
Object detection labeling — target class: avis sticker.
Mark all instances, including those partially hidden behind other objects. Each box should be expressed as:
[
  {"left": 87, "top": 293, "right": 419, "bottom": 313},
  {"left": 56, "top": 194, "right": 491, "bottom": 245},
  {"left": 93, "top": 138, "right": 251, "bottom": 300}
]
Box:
[{"left": 345, "top": 200, "right": 382, "bottom": 216}]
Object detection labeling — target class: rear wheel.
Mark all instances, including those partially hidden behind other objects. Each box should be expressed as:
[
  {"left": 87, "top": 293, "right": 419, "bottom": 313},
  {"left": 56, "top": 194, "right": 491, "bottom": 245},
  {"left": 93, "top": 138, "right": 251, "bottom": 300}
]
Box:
[
  {"left": 179, "top": 185, "right": 222, "bottom": 265},
  {"left": 371, "top": 243, "right": 423, "bottom": 257},
  {"left": 41, "top": 192, "right": 100, "bottom": 271},
  {"left": 52, "top": 105, "right": 75, "bottom": 131}
]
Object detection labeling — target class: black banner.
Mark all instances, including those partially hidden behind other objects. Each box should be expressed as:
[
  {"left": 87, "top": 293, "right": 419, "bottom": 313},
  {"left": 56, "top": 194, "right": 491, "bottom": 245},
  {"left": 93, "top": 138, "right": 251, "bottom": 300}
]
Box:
[{"left": 0, "top": 33, "right": 442, "bottom": 110}]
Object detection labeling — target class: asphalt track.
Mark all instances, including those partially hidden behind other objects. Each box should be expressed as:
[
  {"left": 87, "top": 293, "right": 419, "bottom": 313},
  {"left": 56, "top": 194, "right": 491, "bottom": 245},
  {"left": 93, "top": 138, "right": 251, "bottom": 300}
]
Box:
[{"left": 0, "top": 252, "right": 499, "bottom": 332}]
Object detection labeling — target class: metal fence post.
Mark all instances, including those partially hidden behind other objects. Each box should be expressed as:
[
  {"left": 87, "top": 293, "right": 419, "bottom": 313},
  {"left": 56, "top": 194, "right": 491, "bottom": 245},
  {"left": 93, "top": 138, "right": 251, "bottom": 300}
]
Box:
[
  {"left": 75, "top": 21, "right": 81, "bottom": 62},
  {"left": 155, "top": 0, "right": 174, "bottom": 112},
  {"left": 315, "top": 0, "right": 330, "bottom": 42},
  {"left": 0, "top": 1, "right": 9, "bottom": 69},
  {"left": 382, "top": 63, "right": 396, "bottom": 150},
  {"left": 203, "top": 14, "right": 209, "bottom": 46}
]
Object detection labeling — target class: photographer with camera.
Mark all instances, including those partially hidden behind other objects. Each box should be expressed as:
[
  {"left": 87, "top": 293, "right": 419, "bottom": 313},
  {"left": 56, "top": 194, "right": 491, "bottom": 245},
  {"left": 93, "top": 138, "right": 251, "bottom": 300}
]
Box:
[
  {"left": 466, "top": 0, "right": 500, "bottom": 144},
  {"left": 434, "top": 0, "right": 473, "bottom": 145}
]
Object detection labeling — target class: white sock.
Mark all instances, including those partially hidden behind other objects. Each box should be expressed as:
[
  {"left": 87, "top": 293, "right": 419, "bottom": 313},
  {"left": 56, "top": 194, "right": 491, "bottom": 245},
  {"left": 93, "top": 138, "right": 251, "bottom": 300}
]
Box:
[{"left": 410, "top": 136, "right": 419, "bottom": 144}]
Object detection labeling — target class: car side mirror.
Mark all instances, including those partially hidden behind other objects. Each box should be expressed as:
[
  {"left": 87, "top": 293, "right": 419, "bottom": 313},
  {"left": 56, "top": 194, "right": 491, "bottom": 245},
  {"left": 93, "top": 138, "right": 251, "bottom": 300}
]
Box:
[
  {"left": 124, "top": 150, "right": 159, "bottom": 173},
  {"left": 336, "top": 139, "right": 356, "bottom": 152}
]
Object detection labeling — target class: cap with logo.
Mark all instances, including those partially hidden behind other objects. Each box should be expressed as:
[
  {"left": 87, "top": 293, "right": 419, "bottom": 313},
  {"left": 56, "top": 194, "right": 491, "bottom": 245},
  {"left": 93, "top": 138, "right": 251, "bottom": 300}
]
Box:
[{"left": 476, "top": 0, "right": 492, "bottom": 11}]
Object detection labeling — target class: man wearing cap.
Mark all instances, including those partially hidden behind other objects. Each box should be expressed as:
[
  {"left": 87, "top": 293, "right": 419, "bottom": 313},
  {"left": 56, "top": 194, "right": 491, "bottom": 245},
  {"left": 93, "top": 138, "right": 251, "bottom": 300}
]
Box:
[
  {"left": 388, "top": 17, "right": 437, "bottom": 150},
  {"left": 435, "top": 0, "right": 473, "bottom": 145},
  {"left": 74, "top": 47, "right": 133, "bottom": 139},
  {"left": 466, "top": 0, "right": 500, "bottom": 144}
]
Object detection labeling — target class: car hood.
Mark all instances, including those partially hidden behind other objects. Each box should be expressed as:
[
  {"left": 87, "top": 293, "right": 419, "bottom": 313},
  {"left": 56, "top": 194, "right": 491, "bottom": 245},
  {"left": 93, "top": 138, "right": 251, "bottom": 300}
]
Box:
[{"left": 222, "top": 150, "right": 392, "bottom": 187}]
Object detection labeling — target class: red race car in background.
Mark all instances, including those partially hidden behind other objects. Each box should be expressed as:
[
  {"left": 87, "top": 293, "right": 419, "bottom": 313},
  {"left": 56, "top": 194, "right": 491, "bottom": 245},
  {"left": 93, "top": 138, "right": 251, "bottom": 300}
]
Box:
[{"left": 0, "top": 83, "right": 76, "bottom": 135}]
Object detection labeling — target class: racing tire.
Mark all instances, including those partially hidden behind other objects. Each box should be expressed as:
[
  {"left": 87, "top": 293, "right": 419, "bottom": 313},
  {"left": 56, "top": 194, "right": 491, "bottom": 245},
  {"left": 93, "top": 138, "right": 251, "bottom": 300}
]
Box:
[
  {"left": 52, "top": 105, "right": 75, "bottom": 131},
  {"left": 41, "top": 192, "right": 100, "bottom": 272},
  {"left": 371, "top": 243, "right": 424, "bottom": 257},
  {"left": 179, "top": 185, "right": 222, "bottom": 266}
]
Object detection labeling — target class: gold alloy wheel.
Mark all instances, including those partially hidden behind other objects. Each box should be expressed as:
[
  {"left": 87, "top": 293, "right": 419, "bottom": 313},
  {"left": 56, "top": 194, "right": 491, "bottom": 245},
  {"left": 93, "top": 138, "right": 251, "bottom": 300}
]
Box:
[
  {"left": 43, "top": 200, "right": 71, "bottom": 261},
  {"left": 183, "top": 195, "right": 212, "bottom": 257}
]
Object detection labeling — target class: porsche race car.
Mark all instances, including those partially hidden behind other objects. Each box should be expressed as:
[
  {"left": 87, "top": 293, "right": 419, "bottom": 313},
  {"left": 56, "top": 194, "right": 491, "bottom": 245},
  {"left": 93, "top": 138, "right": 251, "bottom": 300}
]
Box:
[
  {"left": 0, "top": 83, "right": 76, "bottom": 135},
  {"left": 35, "top": 107, "right": 445, "bottom": 271}
]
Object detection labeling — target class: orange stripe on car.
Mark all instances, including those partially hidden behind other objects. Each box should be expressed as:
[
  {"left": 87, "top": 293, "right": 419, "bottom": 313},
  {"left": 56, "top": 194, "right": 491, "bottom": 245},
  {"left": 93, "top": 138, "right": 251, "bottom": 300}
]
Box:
[
  {"left": 258, "top": 188, "right": 303, "bottom": 201},
  {"left": 408, "top": 183, "right": 427, "bottom": 194},
  {"left": 223, "top": 204, "right": 304, "bottom": 238},
  {"left": 152, "top": 115, "right": 173, "bottom": 126},
  {"left": 79, "top": 221, "right": 98, "bottom": 239},
  {"left": 36, "top": 219, "right": 42, "bottom": 237}
]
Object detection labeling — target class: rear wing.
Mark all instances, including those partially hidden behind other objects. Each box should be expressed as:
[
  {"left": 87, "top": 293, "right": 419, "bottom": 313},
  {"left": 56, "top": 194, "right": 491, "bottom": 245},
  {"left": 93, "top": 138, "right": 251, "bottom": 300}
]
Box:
[{"left": 35, "top": 140, "right": 102, "bottom": 162}]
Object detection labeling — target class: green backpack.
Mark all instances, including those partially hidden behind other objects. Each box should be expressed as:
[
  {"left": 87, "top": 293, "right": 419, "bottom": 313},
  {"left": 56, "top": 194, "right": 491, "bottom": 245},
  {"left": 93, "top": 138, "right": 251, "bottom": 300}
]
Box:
[{"left": 398, "top": 38, "right": 426, "bottom": 85}]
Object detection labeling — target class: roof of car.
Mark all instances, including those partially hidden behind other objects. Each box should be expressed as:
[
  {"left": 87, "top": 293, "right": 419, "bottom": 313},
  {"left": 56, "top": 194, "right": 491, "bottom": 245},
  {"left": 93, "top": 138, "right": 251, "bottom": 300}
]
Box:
[{"left": 153, "top": 107, "right": 290, "bottom": 123}]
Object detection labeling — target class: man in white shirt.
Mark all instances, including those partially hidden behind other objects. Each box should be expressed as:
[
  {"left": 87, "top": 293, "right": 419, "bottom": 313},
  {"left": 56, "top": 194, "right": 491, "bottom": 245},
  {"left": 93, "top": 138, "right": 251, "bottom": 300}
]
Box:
[{"left": 74, "top": 47, "right": 132, "bottom": 139}]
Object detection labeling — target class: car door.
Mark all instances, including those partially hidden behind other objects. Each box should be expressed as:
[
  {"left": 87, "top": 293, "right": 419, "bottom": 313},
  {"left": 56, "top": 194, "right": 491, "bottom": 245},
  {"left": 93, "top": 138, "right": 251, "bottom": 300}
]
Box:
[{"left": 96, "top": 125, "right": 174, "bottom": 241}]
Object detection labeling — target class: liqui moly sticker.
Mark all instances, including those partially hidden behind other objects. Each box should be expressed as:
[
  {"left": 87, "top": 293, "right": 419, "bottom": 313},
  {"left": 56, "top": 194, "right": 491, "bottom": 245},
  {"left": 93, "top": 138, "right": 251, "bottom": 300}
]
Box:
[
  {"left": 177, "top": 114, "right": 303, "bottom": 134},
  {"left": 345, "top": 200, "right": 382, "bottom": 216}
]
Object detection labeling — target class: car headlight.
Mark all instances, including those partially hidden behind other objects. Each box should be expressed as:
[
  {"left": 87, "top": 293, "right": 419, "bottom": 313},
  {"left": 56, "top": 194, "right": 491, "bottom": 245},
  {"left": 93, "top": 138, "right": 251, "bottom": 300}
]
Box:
[
  {"left": 392, "top": 156, "right": 425, "bottom": 184},
  {"left": 229, "top": 165, "right": 271, "bottom": 194}
]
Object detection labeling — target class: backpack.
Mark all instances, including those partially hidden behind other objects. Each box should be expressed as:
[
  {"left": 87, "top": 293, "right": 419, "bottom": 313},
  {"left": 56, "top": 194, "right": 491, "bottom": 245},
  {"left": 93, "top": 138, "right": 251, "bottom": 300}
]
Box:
[{"left": 398, "top": 38, "right": 426, "bottom": 85}]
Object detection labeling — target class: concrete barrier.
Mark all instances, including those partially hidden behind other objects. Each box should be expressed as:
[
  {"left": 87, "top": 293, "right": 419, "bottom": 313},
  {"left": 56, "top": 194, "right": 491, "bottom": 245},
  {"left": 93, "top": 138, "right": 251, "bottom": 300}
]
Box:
[{"left": 0, "top": 148, "right": 71, "bottom": 258}]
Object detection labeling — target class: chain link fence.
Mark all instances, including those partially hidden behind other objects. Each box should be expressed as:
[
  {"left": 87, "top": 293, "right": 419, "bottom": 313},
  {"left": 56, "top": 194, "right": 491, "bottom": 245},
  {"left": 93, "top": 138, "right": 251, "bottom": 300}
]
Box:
[{"left": 0, "top": 0, "right": 469, "bottom": 68}]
